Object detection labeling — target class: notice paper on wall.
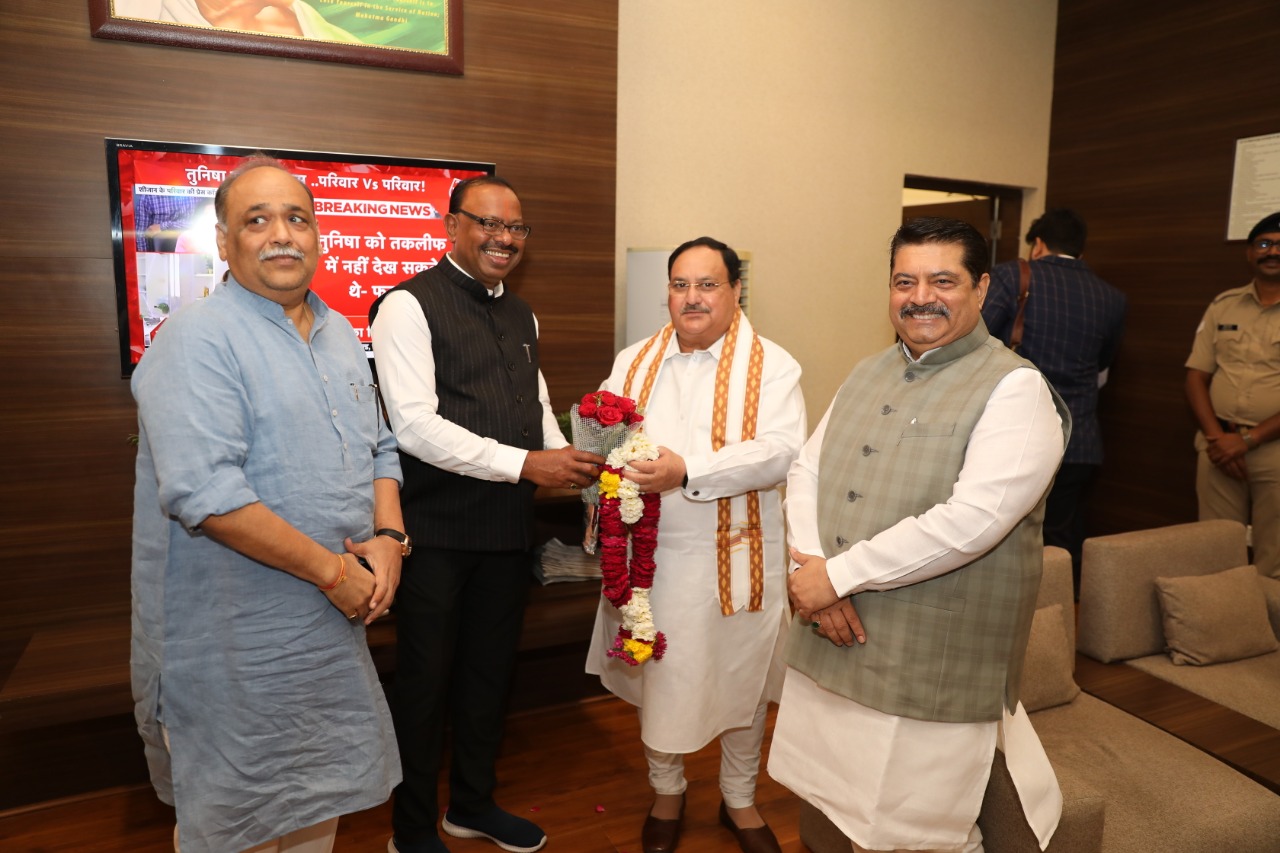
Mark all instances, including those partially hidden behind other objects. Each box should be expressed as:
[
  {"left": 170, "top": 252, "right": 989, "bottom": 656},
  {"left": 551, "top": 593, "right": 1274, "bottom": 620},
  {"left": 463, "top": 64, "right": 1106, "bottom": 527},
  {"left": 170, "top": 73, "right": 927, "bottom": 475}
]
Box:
[{"left": 1228, "top": 132, "right": 1280, "bottom": 240}]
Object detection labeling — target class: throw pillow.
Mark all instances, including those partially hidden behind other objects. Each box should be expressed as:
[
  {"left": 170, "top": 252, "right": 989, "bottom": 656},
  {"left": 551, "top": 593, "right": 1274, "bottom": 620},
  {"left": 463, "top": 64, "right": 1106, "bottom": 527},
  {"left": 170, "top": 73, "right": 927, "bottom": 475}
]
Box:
[
  {"left": 1260, "top": 574, "right": 1280, "bottom": 640},
  {"left": 1154, "top": 564, "right": 1279, "bottom": 666},
  {"left": 1020, "top": 603, "right": 1081, "bottom": 712}
]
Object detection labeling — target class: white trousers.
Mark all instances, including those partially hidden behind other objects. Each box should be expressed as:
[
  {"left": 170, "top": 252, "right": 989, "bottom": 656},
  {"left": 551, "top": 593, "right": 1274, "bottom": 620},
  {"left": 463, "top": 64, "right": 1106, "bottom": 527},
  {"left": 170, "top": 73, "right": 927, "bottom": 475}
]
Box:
[{"left": 643, "top": 700, "right": 769, "bottom": 808}]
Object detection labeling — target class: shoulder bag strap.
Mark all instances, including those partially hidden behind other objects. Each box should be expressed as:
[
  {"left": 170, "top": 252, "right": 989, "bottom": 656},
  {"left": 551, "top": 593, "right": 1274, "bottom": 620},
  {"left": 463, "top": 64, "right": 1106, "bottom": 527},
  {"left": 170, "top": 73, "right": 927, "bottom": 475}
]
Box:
[{"left": 1010, "top": 258, "right": 1032, "bottom": 352}]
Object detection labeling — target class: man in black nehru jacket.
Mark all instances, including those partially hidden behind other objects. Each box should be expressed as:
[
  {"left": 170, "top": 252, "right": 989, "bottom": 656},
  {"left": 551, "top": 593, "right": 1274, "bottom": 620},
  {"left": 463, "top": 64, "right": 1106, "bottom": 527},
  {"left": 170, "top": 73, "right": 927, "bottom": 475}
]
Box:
[{"left": 371, "top": 175, "right": 604, "bottom": 853}]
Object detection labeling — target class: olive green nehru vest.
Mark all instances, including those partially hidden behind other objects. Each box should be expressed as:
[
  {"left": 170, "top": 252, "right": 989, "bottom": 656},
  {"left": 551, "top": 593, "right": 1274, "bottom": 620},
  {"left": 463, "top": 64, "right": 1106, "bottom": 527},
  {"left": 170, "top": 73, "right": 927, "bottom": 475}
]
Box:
[{"left": 786, "top": 321, "right": 1069, "bottom": 723}]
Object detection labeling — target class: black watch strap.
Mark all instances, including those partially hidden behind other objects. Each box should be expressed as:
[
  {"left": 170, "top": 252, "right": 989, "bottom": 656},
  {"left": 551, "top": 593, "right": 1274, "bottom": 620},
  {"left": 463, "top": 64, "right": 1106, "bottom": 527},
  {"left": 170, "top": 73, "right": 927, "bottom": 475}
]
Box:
[{"left": 376, "top": 528, "right": 412, "bottom": 556}]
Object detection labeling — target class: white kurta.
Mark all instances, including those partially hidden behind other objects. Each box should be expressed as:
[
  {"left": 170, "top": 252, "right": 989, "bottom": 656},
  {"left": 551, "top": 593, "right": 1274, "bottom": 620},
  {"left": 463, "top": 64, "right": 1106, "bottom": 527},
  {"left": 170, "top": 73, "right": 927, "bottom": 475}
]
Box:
[
  {"left": 770, "top": 358, "right": 1065, "bottom": 852},
  {"left": 370, "top": 264, "right": 567, "bottom": 482},
  {"left": 585, "top": 322, "right": 806, "bottom": 754}
]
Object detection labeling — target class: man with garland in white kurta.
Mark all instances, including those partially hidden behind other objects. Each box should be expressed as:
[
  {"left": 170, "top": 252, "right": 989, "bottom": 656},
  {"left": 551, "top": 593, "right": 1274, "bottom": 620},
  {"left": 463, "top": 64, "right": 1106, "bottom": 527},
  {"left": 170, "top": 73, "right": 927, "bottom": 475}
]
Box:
[
  {"left": 773, "top": 218, "right": 1068, "bottom": 853},
  {"left": 585, "top": 237, "right": 806, "bottom": 853}
]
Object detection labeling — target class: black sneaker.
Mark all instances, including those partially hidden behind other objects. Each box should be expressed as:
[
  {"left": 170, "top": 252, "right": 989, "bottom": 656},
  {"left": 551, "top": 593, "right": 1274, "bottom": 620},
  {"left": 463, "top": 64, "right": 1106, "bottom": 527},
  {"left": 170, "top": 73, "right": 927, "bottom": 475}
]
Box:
[{"left": 442, "top": 806, "right": 547, "bottom": 853}]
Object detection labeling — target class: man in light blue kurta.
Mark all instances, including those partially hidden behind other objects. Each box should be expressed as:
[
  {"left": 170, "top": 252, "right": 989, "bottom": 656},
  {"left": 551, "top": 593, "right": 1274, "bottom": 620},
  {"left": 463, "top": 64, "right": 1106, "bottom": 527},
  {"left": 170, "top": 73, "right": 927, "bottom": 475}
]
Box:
[{"left": 132, "top": 158, "right": 405, "bottom": 853}]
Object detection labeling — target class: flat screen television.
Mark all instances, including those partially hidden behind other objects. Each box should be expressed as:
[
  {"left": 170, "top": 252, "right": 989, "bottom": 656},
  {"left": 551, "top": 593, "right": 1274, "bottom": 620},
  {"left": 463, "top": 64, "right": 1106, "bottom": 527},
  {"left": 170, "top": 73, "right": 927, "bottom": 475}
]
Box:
[{"left": 106, "top": 138, "right": 493, "bottom": 375}]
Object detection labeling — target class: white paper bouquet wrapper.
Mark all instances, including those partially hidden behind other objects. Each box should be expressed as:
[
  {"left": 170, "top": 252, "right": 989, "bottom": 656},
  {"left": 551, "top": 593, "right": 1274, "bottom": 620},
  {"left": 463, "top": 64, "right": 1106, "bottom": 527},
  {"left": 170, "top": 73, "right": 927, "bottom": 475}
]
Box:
[{"left": 570, "top": 402, "right": 639, "bottom": 553}]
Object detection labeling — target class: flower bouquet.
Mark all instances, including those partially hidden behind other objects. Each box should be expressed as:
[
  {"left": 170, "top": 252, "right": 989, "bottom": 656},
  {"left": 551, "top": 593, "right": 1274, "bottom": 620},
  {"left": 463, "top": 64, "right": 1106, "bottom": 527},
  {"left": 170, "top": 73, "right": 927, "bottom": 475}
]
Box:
[
  {"left": 570, "top": 391, "right": 644, "bottom": 553},
  {"left": 571, "top": 391, "right": 667, "bottom": 666}
]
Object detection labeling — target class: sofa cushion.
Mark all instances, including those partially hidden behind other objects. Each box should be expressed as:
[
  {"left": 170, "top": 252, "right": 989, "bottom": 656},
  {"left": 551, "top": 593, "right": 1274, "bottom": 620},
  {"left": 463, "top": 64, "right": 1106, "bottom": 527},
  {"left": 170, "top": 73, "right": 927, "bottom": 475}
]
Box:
[
  {"left": 1261, "top": 574, "right": 1280, "bottom": 639},
  {"left": 1077, "top": 519, "right": 1248, "bottom": 662},
  {"left": 1154, "top": 565, "right": 1279, "bottom": 666},
  {"left": 977, "top": 749, "right": 1104, "bottom": 853},
  {"left": 1021, "top": 603, "right": 1081, "bottom": 712},
  {"left": 1032, "top": 692, "right": 1280, "bottom": 852},
  {"left": 1037, "top": 546, "right": 1076, "bottom": 651},
  {"left": 1127, "top": 651, "right": 1280, "bottom": 728}
]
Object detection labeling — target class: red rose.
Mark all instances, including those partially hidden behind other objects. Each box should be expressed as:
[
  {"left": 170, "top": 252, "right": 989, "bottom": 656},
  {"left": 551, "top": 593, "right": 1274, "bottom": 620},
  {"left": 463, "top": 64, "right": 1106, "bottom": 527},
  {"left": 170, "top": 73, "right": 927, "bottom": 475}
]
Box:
[
  {"left": 598, "top": 390, "right": 618, "bottom": 407},
  {"left": 578, "top": 400, "right": 598, "bottom": 418},
  {"left": 626, "top": 412, "right": 644, "bottom": 425},
  {"left": 597, "top": 405, "right": 624, "bottom": 426},
  {"left": 581, "top": 391, "right": 599, "bottom": 406},
  {"left": 617, "top": 397, "right": 636, "bottom": 414}
]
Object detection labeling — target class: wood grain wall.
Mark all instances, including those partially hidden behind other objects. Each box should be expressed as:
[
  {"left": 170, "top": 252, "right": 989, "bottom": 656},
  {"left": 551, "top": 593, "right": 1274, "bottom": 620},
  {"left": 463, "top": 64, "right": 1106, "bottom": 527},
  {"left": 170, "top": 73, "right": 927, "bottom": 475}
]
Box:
[
  {"left": 1048, "top": 0, "right": 1280, "bottom": 536},
  {"left": 0, "top": 1, "right": 615, "bottom": 644}
]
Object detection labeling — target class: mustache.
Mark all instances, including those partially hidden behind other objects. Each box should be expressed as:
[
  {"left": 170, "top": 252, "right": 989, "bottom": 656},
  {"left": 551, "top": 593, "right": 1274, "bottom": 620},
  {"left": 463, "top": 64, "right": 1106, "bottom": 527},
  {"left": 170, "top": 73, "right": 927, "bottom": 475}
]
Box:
[
  {"left": 680, "top": 305, "right": 712, "bottom": 315},
  {"left": 899, "top": 302, "right": 951, "bottom": 319},
  {"left": 483, "top": 240, "right": 518, "bottom": 256},
  {"left": 259, "top": 246, "right": 306, "bottom": 261}
]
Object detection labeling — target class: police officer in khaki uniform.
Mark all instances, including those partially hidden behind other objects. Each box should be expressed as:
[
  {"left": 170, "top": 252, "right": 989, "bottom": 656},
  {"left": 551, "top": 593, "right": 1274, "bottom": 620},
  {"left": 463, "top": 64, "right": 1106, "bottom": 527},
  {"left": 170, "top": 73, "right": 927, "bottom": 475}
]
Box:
[{"left": 1186, "top": 211, "right": 1280, "bottom": 579}]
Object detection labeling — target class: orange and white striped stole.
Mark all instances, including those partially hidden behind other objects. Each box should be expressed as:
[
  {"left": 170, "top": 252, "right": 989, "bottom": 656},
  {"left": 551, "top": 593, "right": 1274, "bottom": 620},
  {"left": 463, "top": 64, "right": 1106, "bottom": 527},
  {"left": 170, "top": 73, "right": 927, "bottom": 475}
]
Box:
[
  {"left": 624, "top": 311, "right": 766, "bottom": 615},
  {"left": 623, "top": 323, "right": 673, "bottom": 407}
]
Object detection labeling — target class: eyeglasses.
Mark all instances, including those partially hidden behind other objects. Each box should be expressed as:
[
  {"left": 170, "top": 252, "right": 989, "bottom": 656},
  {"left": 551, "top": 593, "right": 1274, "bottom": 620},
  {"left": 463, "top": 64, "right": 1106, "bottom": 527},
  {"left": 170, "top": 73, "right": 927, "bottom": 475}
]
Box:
[
  {"left": 1254, "top": 238, "right": 1280, "bottom": 252},
  {"left": 455, "top": 209, "right": 532, "bottom": 240},
  {"left": 667, "top": 280, "right": 730, "bottom": 293}
]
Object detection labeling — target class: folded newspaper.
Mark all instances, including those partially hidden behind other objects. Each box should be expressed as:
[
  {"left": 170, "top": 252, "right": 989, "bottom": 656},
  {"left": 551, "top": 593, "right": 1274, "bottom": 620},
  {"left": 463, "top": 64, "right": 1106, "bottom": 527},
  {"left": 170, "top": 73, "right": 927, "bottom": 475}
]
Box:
[{"left": 534, "top": 537, "right": 604, "bottom": 585}]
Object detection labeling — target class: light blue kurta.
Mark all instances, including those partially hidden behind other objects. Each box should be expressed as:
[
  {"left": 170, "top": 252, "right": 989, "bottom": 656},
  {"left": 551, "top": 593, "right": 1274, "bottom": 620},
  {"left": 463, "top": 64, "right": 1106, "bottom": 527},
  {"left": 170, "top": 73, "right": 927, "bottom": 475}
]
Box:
[{"left": 131, "top": 278, "right": 401, "bottom": 853}]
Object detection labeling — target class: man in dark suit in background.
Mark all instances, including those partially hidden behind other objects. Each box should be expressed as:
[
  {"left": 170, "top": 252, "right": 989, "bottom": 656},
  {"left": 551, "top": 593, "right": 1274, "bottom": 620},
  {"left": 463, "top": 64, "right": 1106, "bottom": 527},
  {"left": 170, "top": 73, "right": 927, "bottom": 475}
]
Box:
[
  {"left": 370, "top": 176, "right": 604, "bottom": 853},
  {"left": 983, "top": 208, "right": 1126, "bottom": 590}
]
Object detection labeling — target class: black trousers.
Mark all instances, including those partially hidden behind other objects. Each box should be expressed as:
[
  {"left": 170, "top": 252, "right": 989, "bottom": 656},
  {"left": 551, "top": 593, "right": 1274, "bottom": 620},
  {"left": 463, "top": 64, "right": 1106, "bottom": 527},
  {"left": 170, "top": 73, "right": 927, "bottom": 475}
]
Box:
[{"left": 390, "top": 546, "right": 532, "bottom": 842}]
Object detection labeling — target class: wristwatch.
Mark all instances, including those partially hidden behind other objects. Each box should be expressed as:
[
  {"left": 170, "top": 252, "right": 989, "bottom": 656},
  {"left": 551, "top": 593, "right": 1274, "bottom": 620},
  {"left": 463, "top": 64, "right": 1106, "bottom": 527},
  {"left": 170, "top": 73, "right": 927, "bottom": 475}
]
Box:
[{"left": 376, "top": 528, "right": 413, "bottom": 557}]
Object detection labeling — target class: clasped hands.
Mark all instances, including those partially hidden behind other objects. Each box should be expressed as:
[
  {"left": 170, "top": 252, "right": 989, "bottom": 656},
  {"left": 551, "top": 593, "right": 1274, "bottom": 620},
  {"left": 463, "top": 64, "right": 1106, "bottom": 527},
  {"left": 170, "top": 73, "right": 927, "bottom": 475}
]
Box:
[
  {"left": 1206, "top": 432, "right": 1249, "bottom": 481},
  {"left": 789, "top": 548, "right": 866, "bottom": 647},
  {"left": 322, "top": 534, "right": 402, "bottom": 625}
]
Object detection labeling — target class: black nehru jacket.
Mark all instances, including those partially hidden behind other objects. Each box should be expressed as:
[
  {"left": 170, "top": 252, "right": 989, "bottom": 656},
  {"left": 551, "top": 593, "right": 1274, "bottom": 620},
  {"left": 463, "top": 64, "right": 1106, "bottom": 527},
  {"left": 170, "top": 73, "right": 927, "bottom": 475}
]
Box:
[{"left": 370, "top": 261, "right": 545, "bottom": 551}]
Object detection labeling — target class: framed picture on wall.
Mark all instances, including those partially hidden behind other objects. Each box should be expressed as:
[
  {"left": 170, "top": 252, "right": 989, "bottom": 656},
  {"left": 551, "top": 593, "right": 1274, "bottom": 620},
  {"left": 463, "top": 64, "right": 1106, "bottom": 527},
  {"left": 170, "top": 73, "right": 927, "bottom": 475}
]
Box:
[{"left": 89, "top": 0, "right": 462, "bottom": 74}]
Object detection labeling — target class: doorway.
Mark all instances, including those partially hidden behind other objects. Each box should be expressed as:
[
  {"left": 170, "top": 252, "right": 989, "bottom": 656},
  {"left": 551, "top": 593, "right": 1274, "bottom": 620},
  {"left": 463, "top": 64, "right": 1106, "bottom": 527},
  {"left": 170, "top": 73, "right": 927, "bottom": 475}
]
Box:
[{"left": 902, "top": 175, "right": 1024, "bottom": 270}]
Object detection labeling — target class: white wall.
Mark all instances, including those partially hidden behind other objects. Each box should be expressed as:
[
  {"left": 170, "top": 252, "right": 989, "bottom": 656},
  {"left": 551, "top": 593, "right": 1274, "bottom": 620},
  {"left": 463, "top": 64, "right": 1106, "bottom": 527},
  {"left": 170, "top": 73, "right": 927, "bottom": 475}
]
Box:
[{"left": 617, "top": 0, "right": 1058, "bottom": 420}]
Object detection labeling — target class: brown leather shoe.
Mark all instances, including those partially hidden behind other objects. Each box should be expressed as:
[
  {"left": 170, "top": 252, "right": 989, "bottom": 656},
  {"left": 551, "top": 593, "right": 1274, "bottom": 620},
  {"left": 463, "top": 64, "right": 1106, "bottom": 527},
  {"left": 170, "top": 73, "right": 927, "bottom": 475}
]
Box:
[
  {"left": 641, "top": 795, "right": 685, "bottom": 853},
  {"left": 718, "top": 802, "right": 782, "bottom": 853}
]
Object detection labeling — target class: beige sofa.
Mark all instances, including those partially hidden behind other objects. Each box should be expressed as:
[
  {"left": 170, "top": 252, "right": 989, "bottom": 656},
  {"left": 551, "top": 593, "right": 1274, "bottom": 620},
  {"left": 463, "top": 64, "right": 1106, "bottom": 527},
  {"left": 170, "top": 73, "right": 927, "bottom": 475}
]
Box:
[
  {"left": 1076, "top": 519, "right": 1280, "bottom": 729},
  {"left": 798, "top": 545, "right": 1280, "bottom": 853}
]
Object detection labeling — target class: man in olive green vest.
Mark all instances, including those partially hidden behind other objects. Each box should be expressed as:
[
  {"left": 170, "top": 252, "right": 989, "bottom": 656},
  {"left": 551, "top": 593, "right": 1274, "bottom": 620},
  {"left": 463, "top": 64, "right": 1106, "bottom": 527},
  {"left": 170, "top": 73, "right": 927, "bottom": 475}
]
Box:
[{"left": 768, "top": 218, "right": 1070, "bottom": 853}]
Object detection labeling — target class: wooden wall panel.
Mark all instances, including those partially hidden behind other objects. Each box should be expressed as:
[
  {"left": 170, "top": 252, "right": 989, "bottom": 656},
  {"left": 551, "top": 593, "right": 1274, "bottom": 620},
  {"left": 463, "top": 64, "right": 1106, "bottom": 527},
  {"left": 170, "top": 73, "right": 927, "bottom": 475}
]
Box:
[
  {"left": 0, "top": 0, "right": 615, "bottom": 652},
  {"left": 1047, "top": 0, "right": 1280, "bottom": 536}
]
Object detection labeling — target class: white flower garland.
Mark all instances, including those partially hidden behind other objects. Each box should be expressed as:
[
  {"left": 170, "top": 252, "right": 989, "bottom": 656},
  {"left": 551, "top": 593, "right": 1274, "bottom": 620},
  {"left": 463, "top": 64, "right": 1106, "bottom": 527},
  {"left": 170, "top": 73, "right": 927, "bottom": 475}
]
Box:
[
  {"left": 605, "top": 430, "right": 661, "bottom": 642},
  {"left": 607, "top": 430, "right": 659, "bottom": 525},
  {"left": 619, "top": 587, "right": 657, "bottom": 641}
]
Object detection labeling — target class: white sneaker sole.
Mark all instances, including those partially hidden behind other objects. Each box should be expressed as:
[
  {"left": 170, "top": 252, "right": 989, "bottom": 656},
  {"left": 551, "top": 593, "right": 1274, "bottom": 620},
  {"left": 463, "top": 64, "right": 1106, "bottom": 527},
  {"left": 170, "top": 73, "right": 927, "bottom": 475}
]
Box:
[{"left": 441, "top": 817, "right": 547, "bottom": 853}]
